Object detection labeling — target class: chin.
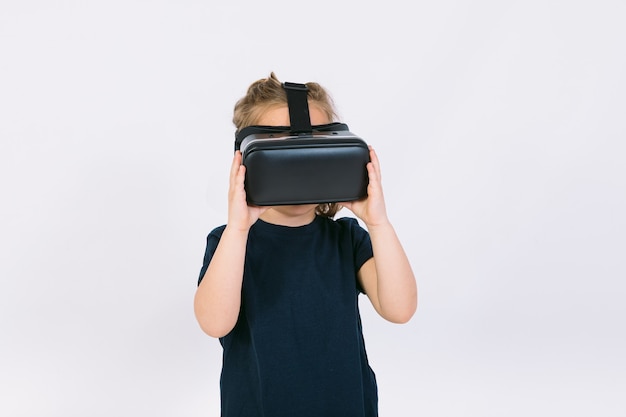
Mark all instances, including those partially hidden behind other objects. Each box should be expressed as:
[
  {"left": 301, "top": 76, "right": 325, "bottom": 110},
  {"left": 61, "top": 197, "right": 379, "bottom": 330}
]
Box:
[{"left": 274, "top": 204, "right": 317, "bottom": 216}]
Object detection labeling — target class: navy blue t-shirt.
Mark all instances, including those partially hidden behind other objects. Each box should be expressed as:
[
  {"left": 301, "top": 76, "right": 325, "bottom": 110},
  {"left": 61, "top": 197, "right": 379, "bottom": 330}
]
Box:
[{"left": 198, "top": 215, "right": 378, "bottom": 416}]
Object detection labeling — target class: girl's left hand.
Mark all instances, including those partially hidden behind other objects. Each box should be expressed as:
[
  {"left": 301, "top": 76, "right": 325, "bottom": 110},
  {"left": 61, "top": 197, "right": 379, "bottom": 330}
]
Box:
[{"left": 341, "top": 146, "right": 390, "bottom": 227}]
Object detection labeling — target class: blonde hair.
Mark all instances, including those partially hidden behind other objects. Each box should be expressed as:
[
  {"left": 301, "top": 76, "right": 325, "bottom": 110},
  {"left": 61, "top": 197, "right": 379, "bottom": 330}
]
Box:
[
  {"left": 233, "top": 72, "right": 341, "bottom": 218},
  {"left": 233, "top": 72, "right": 338, "bottom": 132}
]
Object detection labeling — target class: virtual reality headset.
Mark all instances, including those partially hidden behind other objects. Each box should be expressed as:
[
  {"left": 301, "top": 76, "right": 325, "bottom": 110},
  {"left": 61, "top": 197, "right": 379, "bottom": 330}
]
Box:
[{"left": 235, "top": 81, "right": 370, "bottom": 206}]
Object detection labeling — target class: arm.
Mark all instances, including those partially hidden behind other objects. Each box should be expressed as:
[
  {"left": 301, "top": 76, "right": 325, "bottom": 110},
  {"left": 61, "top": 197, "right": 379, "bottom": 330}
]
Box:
[
  {"left": 342, "top": 147, "right": 417, "bottom": 323},
  {"left": 193, "top": 151, "right": 267, "bottom": 338}
]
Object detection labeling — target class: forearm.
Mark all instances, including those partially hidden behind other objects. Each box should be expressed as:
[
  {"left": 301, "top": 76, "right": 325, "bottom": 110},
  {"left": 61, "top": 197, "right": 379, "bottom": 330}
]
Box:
[
  {"left": 368, "top": 222, "right": 417, "bottom": 323},
  {"left": 194, "top": 226, "right": 249, "bottom": 338}
]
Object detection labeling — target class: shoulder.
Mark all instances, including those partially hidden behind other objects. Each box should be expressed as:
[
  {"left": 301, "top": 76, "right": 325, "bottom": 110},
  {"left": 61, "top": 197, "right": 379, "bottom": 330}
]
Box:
[
  {"left": 323, "top": 216, "right": 372, "bottom": 256},
  {"left": 198, "top": 224, "right": 227, "bottom": 285},
  {"left": 203, "top": 224, "right": 227, "bottom": 252},
  {"left": 333, "top": 216, "right": 369, "bottom": 239},
  {"left": 207, "top": 224, "right": 227, "bottom": 240},
  {"left": 334, "top": 216, "right": 360, "bottom": 227}
]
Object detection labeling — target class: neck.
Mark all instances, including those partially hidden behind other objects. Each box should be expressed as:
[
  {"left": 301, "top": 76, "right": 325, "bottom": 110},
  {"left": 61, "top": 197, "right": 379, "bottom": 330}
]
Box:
[{"left": 259, "top": 205, "right": 317, "bottom": 227}]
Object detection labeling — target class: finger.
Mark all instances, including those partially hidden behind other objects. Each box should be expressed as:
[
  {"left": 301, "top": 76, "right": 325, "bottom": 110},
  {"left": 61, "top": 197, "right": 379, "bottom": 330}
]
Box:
[
  {"left": 229, "top": 151, "right": 244, "bottom": 189},
  {"left": 230, "top": 151, "right": 242, "bottom": 177},
  {"left": 368, "top": 147, "right": 382, "bottom": 180},
  {"left": 366, "top": 162, "right": 380, "bottom": 185},
  {"left": 235, "top": 165, "right": 246, "bottom": 192},
  {"left": 229, "top": 166, "right": 246, "bottom": 200}
]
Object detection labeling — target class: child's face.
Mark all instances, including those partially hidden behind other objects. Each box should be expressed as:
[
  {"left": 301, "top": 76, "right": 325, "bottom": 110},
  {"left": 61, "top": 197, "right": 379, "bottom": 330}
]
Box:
[
  {"left": 256, "top": 103, "right": 329, "bottom": 126},
  {"left": 256, "top": 103, "right": 330, "bottom": 222}
]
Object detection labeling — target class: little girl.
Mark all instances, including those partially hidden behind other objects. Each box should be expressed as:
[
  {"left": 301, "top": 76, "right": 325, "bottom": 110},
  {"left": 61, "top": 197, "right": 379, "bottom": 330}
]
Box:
[{"left": 194, "top": 73, "right": 417, "bottom": 417}]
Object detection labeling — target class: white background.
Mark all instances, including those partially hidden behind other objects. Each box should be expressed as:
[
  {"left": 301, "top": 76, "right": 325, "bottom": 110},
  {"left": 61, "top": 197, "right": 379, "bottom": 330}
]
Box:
[{"left": 1, "top": 1, "right": 625, "bottom": 416}]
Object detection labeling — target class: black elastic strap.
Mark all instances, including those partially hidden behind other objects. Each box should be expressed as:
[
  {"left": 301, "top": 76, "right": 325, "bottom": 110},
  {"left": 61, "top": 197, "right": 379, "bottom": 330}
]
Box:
[{"left": 283, "top": 82, "right": 312, "bottom": 134}]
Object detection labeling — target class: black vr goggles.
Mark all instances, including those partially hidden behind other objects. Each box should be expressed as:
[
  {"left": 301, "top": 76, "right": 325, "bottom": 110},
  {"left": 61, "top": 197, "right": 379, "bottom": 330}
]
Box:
[{"left": 235, "top": 82, "right": 370, "bottom": 206}]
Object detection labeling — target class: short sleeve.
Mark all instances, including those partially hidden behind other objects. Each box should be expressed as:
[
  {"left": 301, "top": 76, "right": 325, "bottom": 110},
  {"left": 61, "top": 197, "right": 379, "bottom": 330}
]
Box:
[
  {"left": 337, "top": 217, "right": 373, "bottom": 272},
  {"left": 197, "top": 225, "right": 226, "bottom": 286}
]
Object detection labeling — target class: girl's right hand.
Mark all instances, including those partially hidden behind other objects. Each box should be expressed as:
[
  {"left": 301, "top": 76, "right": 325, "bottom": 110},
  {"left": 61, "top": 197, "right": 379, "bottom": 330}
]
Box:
[{"left": 227, "top": 151, "right": 267, "bottom": 231}]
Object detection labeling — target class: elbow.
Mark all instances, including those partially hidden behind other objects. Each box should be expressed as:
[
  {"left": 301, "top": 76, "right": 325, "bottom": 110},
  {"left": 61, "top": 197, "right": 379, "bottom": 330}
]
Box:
[
  {"left": 387, "top": 306, "right": 416, "bottom": 324},
  {"left": 195, "top": 308, "right": 236, "bottom": 338},
  {"left": 193, "top": 293, "right": 237, "bottom": 339},
  {"left": 383, "top": 295, "right": 418, "bottom": 324},
  {"left": 198, "top": 322, "right": 233, "bottom": 339},
  {"left": 390, "top": 313, "right": 414, "bottom": 325},
  {"left": 194, "top": 298, "right": 236, "bottom": 338}
]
